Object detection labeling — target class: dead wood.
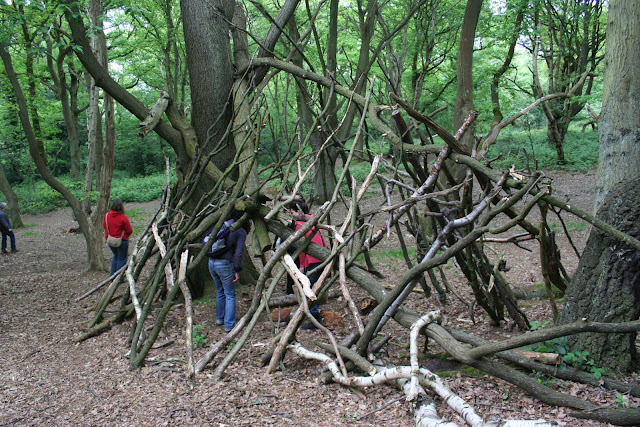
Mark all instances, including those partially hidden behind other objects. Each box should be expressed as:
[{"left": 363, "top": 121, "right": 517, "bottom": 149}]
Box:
[
  {"left": 570, "top": 407, "right": 640, "bottom": 426},
  {"left": 138, "top": 90, "right": 170, "bottom": 137},
  {"left": 512, "top": 349, "right": 562, "bottom": 365},
  {"left": 449, "top": 328, "right": 640, "bottom": 398}
]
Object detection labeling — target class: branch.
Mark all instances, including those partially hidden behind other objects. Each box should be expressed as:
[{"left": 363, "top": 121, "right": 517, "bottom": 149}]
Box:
[
  {"left": 138, "top": 91, "right": 170, "bottom": 137},
  {"left": 466, "top": 318, "right": 640, "bottom": 360},
  {"left": 389, "top": 92, "right": 472, "bottom": 156}
]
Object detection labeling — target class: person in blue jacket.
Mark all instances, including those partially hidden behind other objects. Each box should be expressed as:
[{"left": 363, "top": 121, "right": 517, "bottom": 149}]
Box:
[
  {"left": 0, "top": 202, "right": 17, "bottom": 254},
  {"left": 208, "top": 209, "right": 251, "bottom": 333}
]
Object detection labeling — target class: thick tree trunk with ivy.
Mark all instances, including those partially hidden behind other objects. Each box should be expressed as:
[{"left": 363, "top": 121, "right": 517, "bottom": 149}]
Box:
[{"left": 558, "top": 0, "right": 640, "bottom": 375}]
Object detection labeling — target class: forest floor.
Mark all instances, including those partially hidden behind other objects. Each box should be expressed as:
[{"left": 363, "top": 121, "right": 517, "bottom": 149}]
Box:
[{"left": 1, "top": 169, "right": 639, "bottom": 426}]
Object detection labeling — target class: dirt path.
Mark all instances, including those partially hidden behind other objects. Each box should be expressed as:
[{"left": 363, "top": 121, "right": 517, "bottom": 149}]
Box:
[{"left": 0, "top": 171, "right": 630, "bottom": 426}]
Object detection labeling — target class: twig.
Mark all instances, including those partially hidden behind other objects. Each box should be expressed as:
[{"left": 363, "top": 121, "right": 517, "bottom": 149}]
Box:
[{"left": 357, "top": 395, "right": 406, "bottom": 420}]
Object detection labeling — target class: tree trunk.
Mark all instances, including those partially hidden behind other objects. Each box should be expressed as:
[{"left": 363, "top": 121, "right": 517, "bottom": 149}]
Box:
[
  {"left": 559, "top": 0, "right": 640, "bottom": 375},
  {"left": 180, "top": 0, "right": 237, "bottom": 296},
  {"left": 0, "top": 44, "right": 106, "bottom": 271},
  {"left": 558, "top": 178, "right": 640, "bottom": 374},
  {"left": 593, "top": 1, "right": 640, "bottom": 212},
  {"left": 84, "top": 67, "right": 103, "bottom": 214},
  {"left": 546, "top": 118, "right": 568, "bottom": 164},
  {"left": 0, "top": 162, "right": 23, "bottom": 228},
  {"left": 287, "top": 18, "right": 335, "bottom": 203},
  {"left": 450, "top": 0, "right": 482, "bottom": 183},
  {"left": 17, "top": 3, "right": 47, "bottom": 165},
  {"left": 93, "top": 0, "right": 116, "bottom": 248},
  {"left": 231, "top": 4, "right": 259, "bottom": 196},
  {"left": 181, "top": 0, "right": 236, "bottom": 175},
  {"left": 46, "top": 28, "right": 82, "bottom": 179}
]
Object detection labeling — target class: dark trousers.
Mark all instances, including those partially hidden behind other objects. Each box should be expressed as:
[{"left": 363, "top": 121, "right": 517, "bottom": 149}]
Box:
[
  {"left": 1, "top": 230, "right": 16, "bottom": 252},
  {"left": 109, "top": 240, "right": 129, "bottom": 276},
  {"left": 305, "top": 262, "right": 322, "bottom": 316}
]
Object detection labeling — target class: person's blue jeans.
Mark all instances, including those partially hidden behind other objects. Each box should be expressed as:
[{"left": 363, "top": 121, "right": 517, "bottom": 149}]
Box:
[
  {"left": 209, "top": 258, "right": 236, "bottom": 331},
  {"left": 109, "top": 240, "right": 129, "bottom": 276},
  {"left": 1, "top": 230, "right": 16, "bottom": 252}
]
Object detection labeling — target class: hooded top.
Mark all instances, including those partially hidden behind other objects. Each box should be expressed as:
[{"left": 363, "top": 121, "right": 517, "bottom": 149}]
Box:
[{"left": 103, "top": 210, "right": 133, "bottom": 241}]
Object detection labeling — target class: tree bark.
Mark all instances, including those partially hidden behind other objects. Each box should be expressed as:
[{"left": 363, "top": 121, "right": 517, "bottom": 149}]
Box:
[
  {"left": 0, "top": 162, "right": 23, "bottom": 228},
  {"left": 593, "top": 0, "right": 640, "bottom": 212},
  {"left": 453, "top": 0, "right": 482, "bottom": 159},
  {"left": 181, "top": 0, "right": 235, "bottom": 174},
  {"left": 559, "top": 0, "right": 640, "bottom": 374},
  {"left": 559, "top": 178, "right": 640, "bottom": 374}
]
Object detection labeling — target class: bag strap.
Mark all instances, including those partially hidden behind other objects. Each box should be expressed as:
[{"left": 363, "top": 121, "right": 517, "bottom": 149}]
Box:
[
  {"left": 104, "top": 212, "right": 123, "bottom": 238},
  {"left": 104, "top": 213, "right": 111, "bottom": 236}
]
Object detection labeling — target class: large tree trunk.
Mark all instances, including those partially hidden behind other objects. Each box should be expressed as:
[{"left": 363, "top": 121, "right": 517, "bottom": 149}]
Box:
[
  {"left": 559, "top": 0, "right": 640, "bottom": 375},
  {"left": 181, "top": 0, "right": 236, "bottom": 175},
  {"left": 559, "top": 178, "right": 640, "bottom": 374},
  {"left": 593, "top": 3, "right": 640, "bottom": 212},
  {"left": 180, "top": 0, "right": 238, "bottom": 297}
]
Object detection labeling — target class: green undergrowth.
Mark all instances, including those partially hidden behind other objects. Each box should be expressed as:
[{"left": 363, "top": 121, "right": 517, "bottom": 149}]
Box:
[
  {"left": 3, "top": 172, "right": 173, "bottom": 214},
  {"left": 549, "top": 220, "right": 588, "bottom": 234},
  {"left": 192, "top": 325, "right": 208, "bottom": 349},
  {"left": 522, "top": 321, "right": 607, "bottom": 382},
  {"left": 486, "top": 127, "right": 598, "bottom": 172}
]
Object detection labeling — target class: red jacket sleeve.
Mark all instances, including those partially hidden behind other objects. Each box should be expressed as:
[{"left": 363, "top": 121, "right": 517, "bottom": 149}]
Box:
[{"left": 122, "top": 215, "right": 133, "bottom": 240}]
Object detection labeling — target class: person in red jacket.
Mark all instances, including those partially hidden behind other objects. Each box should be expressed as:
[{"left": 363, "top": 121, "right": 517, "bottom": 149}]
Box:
[
  {"left": 103, "top": 199, "right": 133, "bottom": 276},
  {"left": 290, "top": 201, "right": 327, "bottom": 330}
]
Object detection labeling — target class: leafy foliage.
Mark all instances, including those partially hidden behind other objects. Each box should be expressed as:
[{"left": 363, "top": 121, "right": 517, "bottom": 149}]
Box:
[
  {"left": 486, "top": 127, "right": 599, "bottom": 172},
  {"left": 1, "top": 173, "right": 172, "bottom": 214},
  {"left": 192, "top": 325, "right": 208, "bottom": 349},
  {"left": 522, "top": 322, "right": 608, "bottom": 381}
]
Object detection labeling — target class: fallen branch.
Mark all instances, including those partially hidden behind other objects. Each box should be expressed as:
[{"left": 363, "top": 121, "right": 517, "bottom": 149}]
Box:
[{"left": 289, "top": 342, "right": 556, "bottom": 427}]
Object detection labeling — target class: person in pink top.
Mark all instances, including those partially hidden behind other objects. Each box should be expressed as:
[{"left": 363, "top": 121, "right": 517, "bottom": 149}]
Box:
[
  {"left": 290, "top": 201, "right": 327, "bottom": 330},
  {"left": 103, "top": 199, "right": 133, "bottom": 276}
]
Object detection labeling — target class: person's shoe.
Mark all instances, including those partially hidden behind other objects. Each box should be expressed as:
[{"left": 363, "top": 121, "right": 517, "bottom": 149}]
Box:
[
  {"left": 1, "top": 250, "right": 8, "bottom": 255},
  {"left": 10, "top": 249, "right": 18, "bottom": 253},
  {"left": 301, "top": 313, "right": 323, "bottom": 330},
  {"left": 216, "top": 320, "right": 224, "bottom": 326},
  {"left": 300, "top": 321, "right": 318, "bottom": 330}
]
